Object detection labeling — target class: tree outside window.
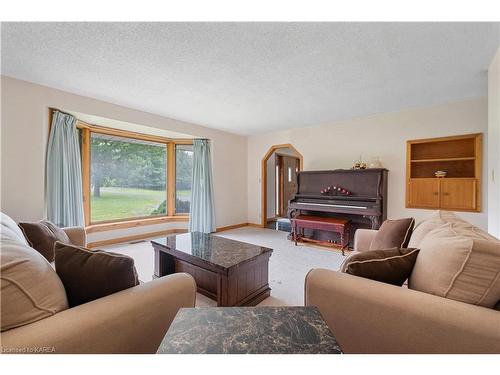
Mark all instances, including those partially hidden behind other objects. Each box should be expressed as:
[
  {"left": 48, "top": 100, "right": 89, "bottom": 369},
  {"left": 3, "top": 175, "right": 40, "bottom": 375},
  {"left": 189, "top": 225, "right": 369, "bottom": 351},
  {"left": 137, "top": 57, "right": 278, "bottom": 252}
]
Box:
[{"left": 90, "top": 133, "right": 167, "bottom": 222}]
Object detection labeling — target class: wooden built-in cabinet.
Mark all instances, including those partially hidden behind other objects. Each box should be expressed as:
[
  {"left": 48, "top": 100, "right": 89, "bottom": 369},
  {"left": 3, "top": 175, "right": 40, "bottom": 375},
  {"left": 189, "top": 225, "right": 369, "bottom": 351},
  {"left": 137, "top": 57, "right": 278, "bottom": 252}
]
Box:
[
  {"left": 408, "top": 178, "right": 440, "bottom": 209},
  {"left": 406, "top": 134, "right": 482, "bottom": 212}
]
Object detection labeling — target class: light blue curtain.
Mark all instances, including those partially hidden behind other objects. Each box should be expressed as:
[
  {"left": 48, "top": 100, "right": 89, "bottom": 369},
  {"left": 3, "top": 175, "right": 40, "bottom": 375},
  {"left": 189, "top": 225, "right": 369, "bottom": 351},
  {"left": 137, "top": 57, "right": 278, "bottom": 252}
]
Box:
[
  {"left": 188, "top": 139, "right": 216, "bottom": 233},
  {"left": 46, "top": 111, "right": 84, "bottom": 227}
]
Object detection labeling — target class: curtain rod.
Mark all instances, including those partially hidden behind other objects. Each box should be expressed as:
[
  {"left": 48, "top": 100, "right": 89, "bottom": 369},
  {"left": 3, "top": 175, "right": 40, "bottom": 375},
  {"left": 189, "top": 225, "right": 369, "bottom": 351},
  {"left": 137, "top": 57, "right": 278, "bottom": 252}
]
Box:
[
  {"left": 50, "top": 108, "right": 74, "bottom": 117},
  {"left": 52, "top": 107, "right": 207, "bottom": 142}
]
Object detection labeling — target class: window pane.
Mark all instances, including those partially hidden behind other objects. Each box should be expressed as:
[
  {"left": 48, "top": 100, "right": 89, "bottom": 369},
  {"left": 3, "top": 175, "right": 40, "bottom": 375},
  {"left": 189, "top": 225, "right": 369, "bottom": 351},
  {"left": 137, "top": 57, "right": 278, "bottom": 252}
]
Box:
[
  {"left": 175, "top": 144, "right": 193, "bottom": 214},
  {"left": 90, "top": 133, "right": 167, "bottom": 222}
]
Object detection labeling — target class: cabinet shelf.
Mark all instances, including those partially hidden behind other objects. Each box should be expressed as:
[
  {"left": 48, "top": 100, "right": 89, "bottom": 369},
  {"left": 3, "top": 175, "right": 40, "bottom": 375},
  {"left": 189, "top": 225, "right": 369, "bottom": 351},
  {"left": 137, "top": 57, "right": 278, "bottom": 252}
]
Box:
[{"left": 411, "top": 157, "right": 476, "bottom": 163}]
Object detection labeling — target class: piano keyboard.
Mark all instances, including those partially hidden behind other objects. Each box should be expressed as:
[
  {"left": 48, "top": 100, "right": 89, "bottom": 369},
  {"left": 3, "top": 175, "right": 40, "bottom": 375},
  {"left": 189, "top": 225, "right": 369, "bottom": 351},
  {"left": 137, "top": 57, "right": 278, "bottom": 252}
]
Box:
[{"left": 295, "top": 202, "right": 368, "bottom": 210}]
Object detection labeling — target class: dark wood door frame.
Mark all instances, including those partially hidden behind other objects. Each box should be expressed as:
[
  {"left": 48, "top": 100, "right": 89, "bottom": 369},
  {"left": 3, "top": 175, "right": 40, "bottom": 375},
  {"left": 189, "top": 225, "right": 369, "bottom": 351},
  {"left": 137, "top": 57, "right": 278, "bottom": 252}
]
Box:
[{"left": 261, "top": 144, "right": 303, "bottom": 228}]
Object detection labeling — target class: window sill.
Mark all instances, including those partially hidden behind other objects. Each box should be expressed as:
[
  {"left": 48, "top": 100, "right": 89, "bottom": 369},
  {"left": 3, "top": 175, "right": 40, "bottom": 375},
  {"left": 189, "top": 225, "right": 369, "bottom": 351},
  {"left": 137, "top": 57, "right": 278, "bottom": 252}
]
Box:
[{"left": 86, "top": 215, "right": 189, "bottom": 234}]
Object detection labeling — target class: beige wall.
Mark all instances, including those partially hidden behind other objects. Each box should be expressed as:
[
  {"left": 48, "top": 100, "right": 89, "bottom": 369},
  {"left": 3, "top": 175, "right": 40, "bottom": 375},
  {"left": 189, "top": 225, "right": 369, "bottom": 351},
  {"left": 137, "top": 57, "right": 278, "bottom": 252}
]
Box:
[
  {"left": 1, "top": 75, "right": 493, "bottom": 238},
  {"left": 247, "top": 98, "right": 489, "bottom": 230},
  {"left": 0, "top": 76, "right": 248, "bottom": 242},
  {"left": 488, "top": 48, "right": 500, "bottom": 237}
]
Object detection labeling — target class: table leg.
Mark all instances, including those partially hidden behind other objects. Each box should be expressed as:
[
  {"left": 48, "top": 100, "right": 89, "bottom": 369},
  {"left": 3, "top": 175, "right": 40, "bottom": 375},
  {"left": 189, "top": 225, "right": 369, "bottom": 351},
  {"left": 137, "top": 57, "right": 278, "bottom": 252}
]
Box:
[{"left": 153, "top": 245, "right": 176, "bottom": 277}]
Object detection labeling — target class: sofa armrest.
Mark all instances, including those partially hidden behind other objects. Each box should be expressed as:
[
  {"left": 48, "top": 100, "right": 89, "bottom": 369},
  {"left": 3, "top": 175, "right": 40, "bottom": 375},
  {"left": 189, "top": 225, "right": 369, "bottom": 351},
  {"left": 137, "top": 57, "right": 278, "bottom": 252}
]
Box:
[
  {"left": 62, "top": 226, "right": 87, "bottom": 247},
  {"left": 353, "top": 228, "right": 377, "bottom": 251},
  {"left": 0, "top": 273, "right": 196, "bottom": 354},
  {"left": 305, "top": 269, "right": 500, "bottom": 353}
]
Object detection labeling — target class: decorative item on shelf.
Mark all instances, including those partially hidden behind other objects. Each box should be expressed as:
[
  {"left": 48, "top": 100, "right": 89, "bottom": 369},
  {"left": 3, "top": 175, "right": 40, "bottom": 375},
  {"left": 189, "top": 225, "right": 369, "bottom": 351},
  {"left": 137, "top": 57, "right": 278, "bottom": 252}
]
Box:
[
  {"left": 352, "top": 156, "right": 367, "bottom": 170},
  {"left": 434, "top": 170, "right": 447, "bottom": 178},
  {"left": 368, "top": 156, "right": 383, "bottom": 169}
]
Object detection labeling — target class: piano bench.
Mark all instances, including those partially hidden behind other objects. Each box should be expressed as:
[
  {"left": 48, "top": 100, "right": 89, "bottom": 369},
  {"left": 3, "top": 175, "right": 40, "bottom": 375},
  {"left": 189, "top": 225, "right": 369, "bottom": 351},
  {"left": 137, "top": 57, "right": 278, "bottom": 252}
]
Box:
[{"left": 291, "top": 215, "right": 351, "bottom": 256}]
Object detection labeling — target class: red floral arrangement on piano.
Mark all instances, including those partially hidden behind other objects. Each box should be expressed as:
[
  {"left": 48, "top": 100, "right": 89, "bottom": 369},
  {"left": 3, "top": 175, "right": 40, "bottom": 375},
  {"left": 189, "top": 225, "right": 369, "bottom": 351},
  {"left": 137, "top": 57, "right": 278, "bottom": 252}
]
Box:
[{"left": 320, "top": 185, "right": 351, "bottom": 196}]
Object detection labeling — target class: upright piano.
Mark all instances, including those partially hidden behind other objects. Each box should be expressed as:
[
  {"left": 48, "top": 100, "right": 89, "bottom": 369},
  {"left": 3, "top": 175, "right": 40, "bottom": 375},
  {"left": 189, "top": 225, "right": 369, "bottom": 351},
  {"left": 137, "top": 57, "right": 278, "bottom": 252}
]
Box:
[{"left": 287, "top": 168, "right": 388, "bottom": 245}]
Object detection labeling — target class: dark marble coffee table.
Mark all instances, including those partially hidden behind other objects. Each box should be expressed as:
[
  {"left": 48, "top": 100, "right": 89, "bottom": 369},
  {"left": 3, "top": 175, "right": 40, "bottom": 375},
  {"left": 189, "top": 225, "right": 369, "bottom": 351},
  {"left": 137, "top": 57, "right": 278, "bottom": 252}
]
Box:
[
  {"left": 152, "top": 232, "right": 273, "bottom": 306},
  {"left": 157, "top": 306, "right": 342, "bottom": 354}
]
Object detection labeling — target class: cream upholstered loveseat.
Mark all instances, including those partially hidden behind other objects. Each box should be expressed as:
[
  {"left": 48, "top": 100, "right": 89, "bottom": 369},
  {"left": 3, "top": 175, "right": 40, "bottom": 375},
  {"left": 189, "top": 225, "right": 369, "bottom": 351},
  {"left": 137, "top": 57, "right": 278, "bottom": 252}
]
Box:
[
  {"left": 305, "top": 211, "right": 500, "bottom": 354},
  {"left": 0, "top": 212, "right": 196, "bottom": 354}
]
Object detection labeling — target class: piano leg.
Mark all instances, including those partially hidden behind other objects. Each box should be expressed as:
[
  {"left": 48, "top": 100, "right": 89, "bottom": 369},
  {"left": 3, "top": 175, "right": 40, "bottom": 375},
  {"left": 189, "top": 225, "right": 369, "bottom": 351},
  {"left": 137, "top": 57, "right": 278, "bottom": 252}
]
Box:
[
  {"left": 288, "top": 208, "right": 299, "bottom": 242},
  {"left": 293, "top": 220, "right": 297, "bottom": 246},
  {"left": 368, "top": 215, "right": 381, "bottom": 230}
]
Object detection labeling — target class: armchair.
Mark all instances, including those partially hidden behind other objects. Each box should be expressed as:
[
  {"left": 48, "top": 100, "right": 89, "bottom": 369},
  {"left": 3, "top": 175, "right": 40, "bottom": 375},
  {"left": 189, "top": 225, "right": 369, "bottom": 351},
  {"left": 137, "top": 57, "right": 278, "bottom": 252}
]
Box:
[{"left": 305, "top": 222, "right": 500, "bottom": 353}]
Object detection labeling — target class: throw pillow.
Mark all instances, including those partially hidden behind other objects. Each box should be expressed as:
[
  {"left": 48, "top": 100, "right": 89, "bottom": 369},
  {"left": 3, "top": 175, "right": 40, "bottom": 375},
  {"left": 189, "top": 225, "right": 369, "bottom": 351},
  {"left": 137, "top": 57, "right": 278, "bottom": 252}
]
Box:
[
  {"left": 18, "top": 220, "right": 71, "bottom": 262},
  {"left": 369, "top": 218, "right": 415, "bottom": 250},
  {"left": 341, "top": 247, "right": 420, "bottom": 286},
  {"left": 409, "top": 224, "right": 500, "bottom": 308},
  {"left": 1, "top": 240, "right": 68, "bottom": 331},
  {"left": 54, "top": 242, "right": 139, "bottom": 307}
]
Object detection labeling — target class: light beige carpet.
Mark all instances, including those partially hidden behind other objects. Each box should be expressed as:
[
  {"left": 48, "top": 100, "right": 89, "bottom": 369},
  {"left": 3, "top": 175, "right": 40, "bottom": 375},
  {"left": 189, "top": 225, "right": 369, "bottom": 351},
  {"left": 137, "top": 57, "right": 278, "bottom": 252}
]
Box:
[{"left": 102, "top": 227, "right": 345, "bottom": 306}]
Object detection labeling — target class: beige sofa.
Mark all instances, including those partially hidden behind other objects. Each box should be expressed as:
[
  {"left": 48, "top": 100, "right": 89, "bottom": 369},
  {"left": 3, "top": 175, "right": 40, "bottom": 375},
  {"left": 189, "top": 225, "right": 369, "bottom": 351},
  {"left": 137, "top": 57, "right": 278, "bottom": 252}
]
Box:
[
  {"left": 305, "top": 212, "right": 500, "bottom": 354},
  {"left": 0, "top": 213, "right": 196, "bottom": 354}
]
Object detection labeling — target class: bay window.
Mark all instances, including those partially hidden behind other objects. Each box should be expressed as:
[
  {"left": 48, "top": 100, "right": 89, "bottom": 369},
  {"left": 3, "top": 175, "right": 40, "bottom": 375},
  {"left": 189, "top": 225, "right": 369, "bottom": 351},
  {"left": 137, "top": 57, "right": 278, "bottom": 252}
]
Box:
[{"left": 76, "top": 121, "right": 193, "bottom": 228}]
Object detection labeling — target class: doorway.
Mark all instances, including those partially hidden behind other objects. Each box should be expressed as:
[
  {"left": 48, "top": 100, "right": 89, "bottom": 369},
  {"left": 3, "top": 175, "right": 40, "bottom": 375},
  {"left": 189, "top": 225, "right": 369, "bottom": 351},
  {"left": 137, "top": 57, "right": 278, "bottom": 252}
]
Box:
[{"left": 261, "top": 144, "right": 303, "bottom": 229}]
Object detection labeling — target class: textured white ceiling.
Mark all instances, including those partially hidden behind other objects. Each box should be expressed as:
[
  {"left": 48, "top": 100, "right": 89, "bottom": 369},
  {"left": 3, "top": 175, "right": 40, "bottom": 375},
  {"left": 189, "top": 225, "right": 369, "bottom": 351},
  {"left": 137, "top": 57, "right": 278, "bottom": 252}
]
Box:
[{"left": 1, "top": 22, "right": 499, "bottom": 135}]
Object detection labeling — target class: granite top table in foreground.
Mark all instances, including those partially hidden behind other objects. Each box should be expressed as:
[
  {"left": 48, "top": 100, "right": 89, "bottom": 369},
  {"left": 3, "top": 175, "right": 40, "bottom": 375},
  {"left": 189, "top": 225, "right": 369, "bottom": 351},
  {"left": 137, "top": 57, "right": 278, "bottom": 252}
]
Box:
[
  {"left": 152, "top": 232, "right": 272, "bottom": 270},
  {"left": 157, "top": 306, "right": 342, "bottom": 354}
]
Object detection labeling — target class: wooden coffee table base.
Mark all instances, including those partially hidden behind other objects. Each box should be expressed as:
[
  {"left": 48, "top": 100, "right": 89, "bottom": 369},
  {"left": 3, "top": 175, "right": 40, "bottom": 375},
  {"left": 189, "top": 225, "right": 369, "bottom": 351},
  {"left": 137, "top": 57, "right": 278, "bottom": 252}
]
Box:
[
  {"left": 167, "top": 254, "right": 271, "bottom": 307},
  {"left": 152, "top": 233, "right": 273, "bottom": 307}
]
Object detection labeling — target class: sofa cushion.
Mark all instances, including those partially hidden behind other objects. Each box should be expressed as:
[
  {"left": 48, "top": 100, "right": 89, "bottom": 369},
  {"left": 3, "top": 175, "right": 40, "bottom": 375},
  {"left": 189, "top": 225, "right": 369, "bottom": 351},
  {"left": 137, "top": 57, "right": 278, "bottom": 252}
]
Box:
[
  {"left": 1, "top": 212, "right": 29, "bottom": 245},
  {"left": 0, "top": 240, "right": 68, "bottom": 331},
  {"left": 409, "top": 223, "right": 500, "bottom": 308},
  {"left": 369, "top": 218, "right": 415, "bottom": 250},
  {"left": 408, "top": 213, "right": 448, "bottom": 248},
  {"left": 54, "top": 242, "right": 139, "bottom": 307},
  {"left": 408, "top": 211, "right": 498, "bottom": 248},
  {"left": 341, "top": 247, "right": 420, "bottom": 286},
  {"left": 18, "top": 220, "right": 71, "bottom": 262}
]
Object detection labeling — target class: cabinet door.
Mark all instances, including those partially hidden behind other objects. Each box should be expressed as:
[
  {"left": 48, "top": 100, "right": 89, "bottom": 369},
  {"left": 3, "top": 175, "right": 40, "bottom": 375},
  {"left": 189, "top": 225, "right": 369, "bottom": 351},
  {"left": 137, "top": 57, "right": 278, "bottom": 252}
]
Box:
[
  {"left": 407, "top": 179, "right": 440, "bottom": 208},
  {"left": 440, "top": 178, "right": 476, "bottom": 211}
]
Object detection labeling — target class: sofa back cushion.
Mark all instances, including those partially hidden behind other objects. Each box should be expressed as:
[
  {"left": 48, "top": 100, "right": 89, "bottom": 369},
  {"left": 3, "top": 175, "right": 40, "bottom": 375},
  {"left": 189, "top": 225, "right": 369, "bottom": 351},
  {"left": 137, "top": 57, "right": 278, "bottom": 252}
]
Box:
[
  {"left": 0, "top": 240, "right": 68, "bottom": 331},
  {"left": 1, "top": 212, "right": 29, "bottom": 245},
  {"left": 408, "top": 216, "right": 446, "bottom": 249},
  {"left": 408, "top": 210, "right": 497, "bottom": 248},
  {"left": 409, "top": 223, "right": 500, "bottom": 308}
]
